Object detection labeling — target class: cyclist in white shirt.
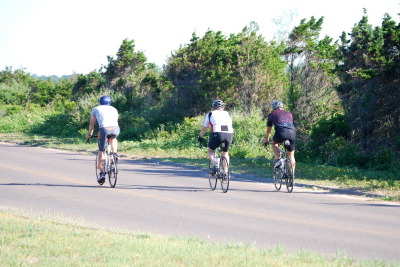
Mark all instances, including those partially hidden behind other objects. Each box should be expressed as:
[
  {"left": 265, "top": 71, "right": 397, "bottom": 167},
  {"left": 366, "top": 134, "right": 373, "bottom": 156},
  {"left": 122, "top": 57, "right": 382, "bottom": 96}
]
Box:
[
  {"left": 198, "top": 100, "right": 234, "bottom": 172},
  {"left": 87, "top": 96, "right": 120, "bottom": 184}
]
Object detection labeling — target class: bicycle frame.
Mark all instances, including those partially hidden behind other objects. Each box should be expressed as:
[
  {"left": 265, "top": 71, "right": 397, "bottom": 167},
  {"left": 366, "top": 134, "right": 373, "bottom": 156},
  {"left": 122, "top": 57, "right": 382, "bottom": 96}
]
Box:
[
  {"left": 88, "top": 134, "right": 118, "bottom": 188},
  {"left": 268, "top": 140, "right": 294, "bottom": 193},
  {"left": 207, "top": 142, "right": 230, "bottom": 193}
]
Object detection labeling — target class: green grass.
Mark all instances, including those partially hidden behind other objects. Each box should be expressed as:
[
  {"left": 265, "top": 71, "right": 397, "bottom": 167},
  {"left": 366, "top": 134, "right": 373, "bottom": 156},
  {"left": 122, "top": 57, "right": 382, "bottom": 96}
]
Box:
[
  {"left": 1, "top": 132, "right": 399, "bottom": 201},
  {"left": 0, "top": 210, "right": 393, "bottom": 267}
]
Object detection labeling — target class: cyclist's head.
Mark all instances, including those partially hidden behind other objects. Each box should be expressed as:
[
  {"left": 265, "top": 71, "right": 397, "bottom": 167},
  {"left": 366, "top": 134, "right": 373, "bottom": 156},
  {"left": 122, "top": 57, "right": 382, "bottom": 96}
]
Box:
[
  {"left": 271, "top": 100, "right": 283, "bottom": 110},
  {"left": 99, "top": 96, "right": 111, "bottom": 105},
  {"left": 212, "top": 99, "right": 224, "bottom": 109}
]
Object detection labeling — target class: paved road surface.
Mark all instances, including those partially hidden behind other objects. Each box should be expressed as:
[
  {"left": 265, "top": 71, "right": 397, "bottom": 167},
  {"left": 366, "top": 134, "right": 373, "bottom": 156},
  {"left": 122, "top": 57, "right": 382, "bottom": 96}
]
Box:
[{"left": 0, "top": 142, "right": 399, "bottom": 263}]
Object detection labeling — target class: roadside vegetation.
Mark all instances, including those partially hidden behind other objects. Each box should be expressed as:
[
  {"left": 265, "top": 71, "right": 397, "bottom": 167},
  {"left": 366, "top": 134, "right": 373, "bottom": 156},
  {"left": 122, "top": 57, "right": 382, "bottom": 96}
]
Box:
[{"left": 0, "top": 210, "right": 394, "bottom": 266}]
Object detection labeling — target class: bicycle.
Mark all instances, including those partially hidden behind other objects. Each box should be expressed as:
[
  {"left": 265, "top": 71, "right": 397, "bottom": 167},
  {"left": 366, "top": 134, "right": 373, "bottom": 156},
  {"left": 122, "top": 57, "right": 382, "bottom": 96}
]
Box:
[
  {"left": 88, "top": 134, "right": 118, "bottom": 188},
  {"left": 266, "top": 139, "right": 294, "bottom": 193},
  {"left": 208, "top": 142, "right": 230, "bottom": 193}
]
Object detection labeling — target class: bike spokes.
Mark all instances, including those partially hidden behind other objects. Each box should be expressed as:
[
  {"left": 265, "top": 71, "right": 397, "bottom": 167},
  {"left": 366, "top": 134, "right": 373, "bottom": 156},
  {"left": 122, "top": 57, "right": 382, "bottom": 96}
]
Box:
[
  {"left": 108, "top": 154, "right": 118, "bottom": 188},
  {"left": 273, "top": 167, "right": 283, "bottom": 191},
  {"left": 208, "top": 160, "right": 218, "bottom": 190},
  {"left": 220, "top": 157, "right": 230, "bottom": 193}
]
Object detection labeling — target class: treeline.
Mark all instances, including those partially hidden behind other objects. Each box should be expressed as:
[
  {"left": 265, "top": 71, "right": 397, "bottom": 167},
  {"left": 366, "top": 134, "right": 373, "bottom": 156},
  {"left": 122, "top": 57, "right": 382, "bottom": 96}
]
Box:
[{"left": 0, "top": 10, "right": 399, "bottom": 170}]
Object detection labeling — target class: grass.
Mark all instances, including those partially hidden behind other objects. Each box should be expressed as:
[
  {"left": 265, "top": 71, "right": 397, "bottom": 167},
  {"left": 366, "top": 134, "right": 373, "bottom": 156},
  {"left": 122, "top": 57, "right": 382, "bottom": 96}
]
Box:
[
  {"left": 0, "top": 132, "right": 399, "bottom": 201},
  {"left": 1, "top": 132, "right": 399, "bottom": 265},
  {"left": 0, "top": 210, "right": 393, "bottom": 267}
]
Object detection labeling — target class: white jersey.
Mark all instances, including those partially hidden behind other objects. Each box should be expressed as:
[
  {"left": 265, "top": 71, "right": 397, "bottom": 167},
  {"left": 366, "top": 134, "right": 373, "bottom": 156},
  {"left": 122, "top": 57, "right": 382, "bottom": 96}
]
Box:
[
  {"left": 90, "top": 105, "right": 119, "bottom": 128},
  {"left": 202, "top": 110, "right": 234, "bottom": 133}
]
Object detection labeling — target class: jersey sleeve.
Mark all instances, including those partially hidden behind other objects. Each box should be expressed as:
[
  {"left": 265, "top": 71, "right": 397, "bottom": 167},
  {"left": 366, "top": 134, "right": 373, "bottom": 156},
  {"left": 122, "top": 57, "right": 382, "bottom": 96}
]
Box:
[
  {"left": 266, "top": 113, "right": 273, "bottom": 127},
  {"left": 202, "top": 113, "right": 210, "bottom": 127}
]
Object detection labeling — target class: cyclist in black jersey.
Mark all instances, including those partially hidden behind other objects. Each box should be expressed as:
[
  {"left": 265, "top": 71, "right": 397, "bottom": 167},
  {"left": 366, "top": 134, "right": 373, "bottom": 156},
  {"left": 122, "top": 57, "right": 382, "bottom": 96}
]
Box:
[{"left": 264, "top": 100, "right": 296, "bottom": 175}]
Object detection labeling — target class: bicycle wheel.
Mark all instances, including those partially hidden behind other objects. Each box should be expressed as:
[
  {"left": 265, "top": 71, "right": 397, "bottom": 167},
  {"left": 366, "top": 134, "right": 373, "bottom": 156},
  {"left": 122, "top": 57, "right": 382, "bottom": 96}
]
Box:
[
  {"left": 108, "top": 153, "right": 118, "bottom": 188},
  {"left": 220, "top": 157, "right": 230, "bottom": 193},
  {"left": 208, "top": 159, "right": 217, "bottom": 190},
  {"left": 285, "top": 158, "right": 294, "bottom": 193},
  {"left": 95, "top": 152, "right": 101, "bottom": 183},
  {"left": 272, "top": 164, "right": 283, "bottom": 191}
]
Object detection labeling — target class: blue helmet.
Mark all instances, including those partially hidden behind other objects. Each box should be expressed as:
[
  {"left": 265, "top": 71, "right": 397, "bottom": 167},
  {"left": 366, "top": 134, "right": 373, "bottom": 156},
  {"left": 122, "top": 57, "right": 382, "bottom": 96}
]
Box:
[{"left": 99, "top": 96, "right": 111, "bottom": 105}]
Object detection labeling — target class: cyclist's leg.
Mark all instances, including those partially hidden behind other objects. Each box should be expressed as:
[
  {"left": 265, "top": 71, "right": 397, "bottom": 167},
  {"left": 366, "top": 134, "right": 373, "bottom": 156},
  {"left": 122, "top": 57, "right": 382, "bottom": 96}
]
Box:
[
  {"left": 272, "top": 130, "right": 284, "bottom": 160},
  {"left": 108, "top": 126, "right": 120, "bottom": 153},
  {"left": 98, "top": 128, "right": 108, "bottom": 173},
  {"left": 284, "top": 129, "right": 296, "bottom": 175},
  {"left": 220, "top": 132, "right": 233, "bottom": 167},
  {"left": 287, "top": 150, "right": 296, "bottom": 175},
  {"left": 208, "top": 133, "right": 220, "bottom": 167},
  {"left": 208, "top": 148, "right": 216, "bottom": 166}
]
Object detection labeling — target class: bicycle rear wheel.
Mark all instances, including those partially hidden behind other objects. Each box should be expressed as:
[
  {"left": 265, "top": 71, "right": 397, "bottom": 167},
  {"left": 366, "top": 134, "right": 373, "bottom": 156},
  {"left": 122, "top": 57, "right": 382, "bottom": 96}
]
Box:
[
  {"left": 208, "top": 160, "right": 217, "bottom": 190},
  {"left": 272, "top": 165, "right": 283, "bottom": 191},
  {"left": 285, "top": 158, "right": 294, "bottom": 193},
  {"left": 108, "top": 153, "right": 118, "bottom": 188},
  {"left": 95, "top": 152, "right": 103, "bottom": 185},
  {"left": 219, "top": 157, "right": 230, "bottom": 193}
]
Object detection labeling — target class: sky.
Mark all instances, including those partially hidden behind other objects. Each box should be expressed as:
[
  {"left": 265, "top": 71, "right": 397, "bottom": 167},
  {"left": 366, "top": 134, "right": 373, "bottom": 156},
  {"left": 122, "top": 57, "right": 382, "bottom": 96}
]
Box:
[{"left": 0, "top": 0, "right": 399, "bottom": 76}]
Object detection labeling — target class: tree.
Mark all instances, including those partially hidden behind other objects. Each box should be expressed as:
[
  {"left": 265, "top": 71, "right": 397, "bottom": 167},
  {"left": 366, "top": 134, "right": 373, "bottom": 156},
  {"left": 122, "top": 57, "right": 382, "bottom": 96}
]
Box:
[
  {"left": 103, "top": 39, "right": 161, "bottom": 112},
  {"left": 336, "top": 10, "right": 400, "bottom": 154},
  {"left": 283, "top": 16, "right": 342, "bottom": 146}
]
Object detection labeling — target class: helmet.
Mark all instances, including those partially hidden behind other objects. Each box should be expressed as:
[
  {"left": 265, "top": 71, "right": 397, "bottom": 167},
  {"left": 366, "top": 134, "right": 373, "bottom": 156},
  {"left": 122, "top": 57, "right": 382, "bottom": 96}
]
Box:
[
  {"left": 212, "top": 99, "right": 224, "bottom": 108},
  {"left": 271, "top": 100, "right": 283, "bottom": 110},
  {"left": 99, "top": 96, "right": 111, "bottom": 105}
]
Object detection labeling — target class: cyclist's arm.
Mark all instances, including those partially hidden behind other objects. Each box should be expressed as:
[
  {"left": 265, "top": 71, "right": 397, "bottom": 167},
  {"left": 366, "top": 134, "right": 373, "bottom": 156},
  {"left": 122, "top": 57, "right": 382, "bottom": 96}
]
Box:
[
  {"left": 87, "top": 116, "right": 96, "bottom": 137},
  {"left": 199, "top": 126, "right": 208, "bottom": 138},
  {"left": 265, "top": 126, "right": 273, "bottom": 143}
]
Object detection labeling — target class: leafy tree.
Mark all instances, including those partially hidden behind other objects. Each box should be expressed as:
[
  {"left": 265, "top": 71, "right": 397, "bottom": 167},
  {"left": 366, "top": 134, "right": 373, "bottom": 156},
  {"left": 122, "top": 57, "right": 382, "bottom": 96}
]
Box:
[
  {"left": 336, "top": 10, "right": 400, "bottom": 156},
  {"left": 104, "top": 39, "right": 161, "bottom": 112},
  {"left": 72, "top": 71, "right": 104, "bottom": 97},
  {"left": 232, "top": 22, "right": 287, "bottom": 114},
  {"left": 165, "top": 23, "right": 287, "bottom": 117},
  {"left": 283, "top": 16, "right": 342, "bottom": 148}
]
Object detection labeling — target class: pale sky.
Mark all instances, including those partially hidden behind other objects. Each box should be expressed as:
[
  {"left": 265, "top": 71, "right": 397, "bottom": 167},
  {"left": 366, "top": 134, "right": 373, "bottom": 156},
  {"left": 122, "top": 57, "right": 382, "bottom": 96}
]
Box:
[{"left": 0, "top": 0, "right": 398, "bottom": 76}]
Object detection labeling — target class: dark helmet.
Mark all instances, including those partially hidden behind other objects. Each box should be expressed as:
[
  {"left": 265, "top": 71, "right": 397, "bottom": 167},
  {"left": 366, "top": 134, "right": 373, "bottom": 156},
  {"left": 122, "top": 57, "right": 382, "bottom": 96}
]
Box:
[
  {"left": 212, "top": 99, "right": 224, "bottom": 108},
  {"left": 99, "top": 96, "right": 111, "bottom": 105},
  {"left": 271, "top": 100, "right": 283, "bottom": 110}
]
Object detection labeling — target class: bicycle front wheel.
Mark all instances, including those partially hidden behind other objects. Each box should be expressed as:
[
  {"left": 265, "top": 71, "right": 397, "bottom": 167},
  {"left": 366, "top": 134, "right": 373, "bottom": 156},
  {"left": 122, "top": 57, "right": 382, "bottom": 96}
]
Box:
[
  {"left": 208, "top": 160, "right": 217, "bottom": 190},
  {"left": 220, "top": 157, "right": 230, "bottom": 193},
  {"left": 285, "top": 158, "right": 294, "bottom": 193},
  {"left": 108, "top": 153, "right": 118, "bottom": 188},
  {"left": 272, "top": 166, "right": 283, "bottom": 191}
]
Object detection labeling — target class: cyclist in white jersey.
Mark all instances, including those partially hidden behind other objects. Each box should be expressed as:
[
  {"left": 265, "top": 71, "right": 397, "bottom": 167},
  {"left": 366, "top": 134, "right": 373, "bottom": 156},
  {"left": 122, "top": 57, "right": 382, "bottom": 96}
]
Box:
[
  {"left": 87, "top": 96, "right": 120, "bottom": 184},
  {"left": 198, "top": 100, "right": 234, "bottom": 172}
]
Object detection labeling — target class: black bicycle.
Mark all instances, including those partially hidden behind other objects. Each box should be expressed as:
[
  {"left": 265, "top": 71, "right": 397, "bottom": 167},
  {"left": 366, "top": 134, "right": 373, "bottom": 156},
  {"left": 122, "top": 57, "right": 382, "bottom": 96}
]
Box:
[
  {"left": 266, "top": 139, "right": 294, "bottom": 193},
  {"left": 88, "top": 135, "right": 118, "bottom": 188},
  {"left": 208, "top": 142, "right": 230, "bottom": 193}
]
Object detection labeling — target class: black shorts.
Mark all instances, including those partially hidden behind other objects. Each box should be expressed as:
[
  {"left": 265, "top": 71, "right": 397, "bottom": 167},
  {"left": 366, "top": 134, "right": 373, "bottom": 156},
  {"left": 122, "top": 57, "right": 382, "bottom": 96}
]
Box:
[
  {"left": 273, "top": 127, "right": 296, "bottom": 152},
  {"left": 98, "top": 126, "right": 120, "bottom": 151},
  {"left": 208, "top": 132, "right": 233, "bottom": 152}
]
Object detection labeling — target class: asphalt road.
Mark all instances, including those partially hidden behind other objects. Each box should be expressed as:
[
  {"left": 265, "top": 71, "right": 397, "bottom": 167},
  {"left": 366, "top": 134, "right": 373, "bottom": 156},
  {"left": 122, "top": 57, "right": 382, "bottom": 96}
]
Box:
[{"left": 1, "top": 142, "right": 399, "bottom": 263}]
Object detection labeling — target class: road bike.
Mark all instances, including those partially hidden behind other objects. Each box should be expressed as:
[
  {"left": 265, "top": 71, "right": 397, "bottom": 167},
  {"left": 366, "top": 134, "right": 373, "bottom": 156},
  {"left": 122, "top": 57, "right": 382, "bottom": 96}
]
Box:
[
  {"left": 88, "top": 134, "right": 118, "bottom": 188},
  {"left": 266, "top": 139, "right": 294, "bottom": 193},
  {"left": 208, "top": 142, "right": 230, "bottom": 193}
]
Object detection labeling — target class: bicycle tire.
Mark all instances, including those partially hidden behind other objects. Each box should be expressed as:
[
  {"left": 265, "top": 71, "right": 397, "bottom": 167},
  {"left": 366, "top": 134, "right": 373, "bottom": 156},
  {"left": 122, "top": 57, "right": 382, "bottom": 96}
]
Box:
[
  {"left": 272, "top": 166, "right": 283, "bottom": 191},
  {"left": 95, "top": 152, "right": 102, "bottom": 184},
  {"left": 108, "top": 153, "right": 118, "bottom": 188},
  {"left": 208, "top": 160, "right": 217, "bottom": 190},
  {"left": 220, "top": 157, "right": 230, "bottom": 193},
  {"left": 285, "top": 158, "right": 294, "bottom": 193}
]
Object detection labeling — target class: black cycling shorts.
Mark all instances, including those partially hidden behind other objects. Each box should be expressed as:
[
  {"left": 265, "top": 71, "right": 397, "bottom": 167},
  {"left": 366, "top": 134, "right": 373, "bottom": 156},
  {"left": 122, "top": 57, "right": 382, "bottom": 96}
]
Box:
[
  {"left": 273, "top": 127, "right": 296, "bottom": 152},
  {"left": 98, "top": 126, "right": 120, "bottom": 151},
  {"left": 208, "top": 132, "right": 233, "bottom": 152}
]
